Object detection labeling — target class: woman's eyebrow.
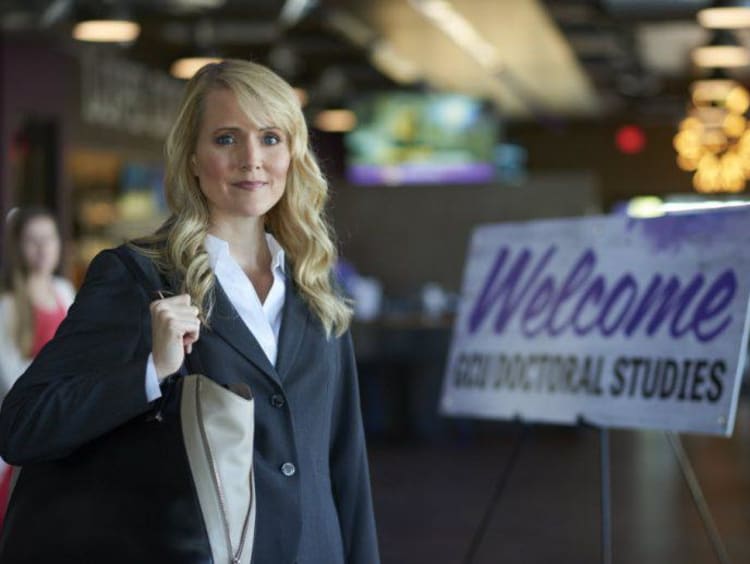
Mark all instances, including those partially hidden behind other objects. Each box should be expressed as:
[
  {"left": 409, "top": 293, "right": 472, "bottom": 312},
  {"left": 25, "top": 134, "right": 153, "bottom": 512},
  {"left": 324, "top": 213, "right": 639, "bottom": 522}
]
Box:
[
  {"left": 211, "top": 126, "right": 241, "bottom": 134},
  {"left": 211, "top": 125, "right": 281, "bottom": 133}
]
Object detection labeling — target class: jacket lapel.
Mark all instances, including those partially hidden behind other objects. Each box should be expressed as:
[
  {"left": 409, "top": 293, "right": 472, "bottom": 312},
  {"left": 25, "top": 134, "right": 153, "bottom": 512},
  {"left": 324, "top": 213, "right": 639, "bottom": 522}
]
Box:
[
  {"left": 208, "top": 280, "right": 280, "bottom": 384},
  {"left": 275, "top": 276, "right": 310, "bottom": 381}
]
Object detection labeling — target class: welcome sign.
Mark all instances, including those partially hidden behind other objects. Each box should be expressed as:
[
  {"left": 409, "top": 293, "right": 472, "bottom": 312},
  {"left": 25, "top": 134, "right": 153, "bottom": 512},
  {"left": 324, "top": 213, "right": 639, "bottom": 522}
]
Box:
[{"left": 440, "top": 210, "right": 750, "bottom": 436}]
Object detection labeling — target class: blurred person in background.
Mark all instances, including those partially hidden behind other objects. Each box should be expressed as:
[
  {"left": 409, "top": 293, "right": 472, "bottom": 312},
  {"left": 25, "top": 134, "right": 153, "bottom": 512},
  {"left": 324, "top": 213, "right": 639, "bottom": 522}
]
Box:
[{"left": 0, "top": 206, "right": 75, "bottom": 530}]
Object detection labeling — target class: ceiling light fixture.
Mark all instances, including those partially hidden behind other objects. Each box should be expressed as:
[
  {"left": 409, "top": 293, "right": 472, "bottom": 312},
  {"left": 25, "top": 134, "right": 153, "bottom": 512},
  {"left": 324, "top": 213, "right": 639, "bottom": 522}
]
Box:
[
  {"left": 409, "top": 0, "right": 503, "bottom": 73},
  {"left": 170, "top": 56, "right": 223, "bottom": 79},
  {"left": 692, "top": 30, "right": 750, "bottom": 68},
  {"left": 314, "top": 109, "right": 356, "bottom": 133},
  {"left": 371, "top": 41, "right": 421, "bottom": 84},
  {"left": 325, "top": 10, "right": 420, "bottom": 86},
  {"left": 325, "top": 10, "right": 377, "bottom": 49},
  {"left": 697, "top": 1, "right": 750, "bottom": 29},
  {"left": 72, "top": 3, "right": 140, "bottom": 43},
  {"left": 690, "top": 68, "right": 736, "bottom": 106},
  {"left": 674, "top": 74, "right": 750, "bottom": 193},
  {"left": 279, "top": 0, "right": 313, "bottom": 27},
  {"left": 73, "top": 19, "right": 140, "bottom": 43},
  {"left": 170, "top": 20, "right": 222, "bottom": 80}
]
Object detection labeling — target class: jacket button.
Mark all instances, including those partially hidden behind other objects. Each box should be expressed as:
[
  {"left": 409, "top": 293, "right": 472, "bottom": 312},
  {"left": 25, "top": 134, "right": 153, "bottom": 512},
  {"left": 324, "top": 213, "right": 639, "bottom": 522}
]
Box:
[
  {"left": 281, "top": 462, "right": 296, "bottom": 477},
  {"left": 270, "top": 394, "right": 285, "bottom": 408}
]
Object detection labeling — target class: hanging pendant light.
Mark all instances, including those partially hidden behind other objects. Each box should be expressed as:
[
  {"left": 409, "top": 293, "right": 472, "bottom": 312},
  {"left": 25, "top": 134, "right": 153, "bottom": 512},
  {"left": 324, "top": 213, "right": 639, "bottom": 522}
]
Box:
[
  {"left": 170, "top": 19, "right": 223, "bottom": 80},
  {"left": 690, "top": 68, "right": 736, "bottom": 106},
  {"left": 170, "top": 55, "right": 223, "bottom": 79},
  {"left": 675, "top": 65, "right": 750, "bottom": 193},
  {"left": 72, "top": 5, "right": 140, "bottom": 43},
  {"left": 692, "top": 30, "right": 750, "bottom": 68},
  {"left": 73, "top": 20, "right": 140, "bottom": 42},
  {"left": 697, "top": 1, "right": 750, "bottom": 29}
]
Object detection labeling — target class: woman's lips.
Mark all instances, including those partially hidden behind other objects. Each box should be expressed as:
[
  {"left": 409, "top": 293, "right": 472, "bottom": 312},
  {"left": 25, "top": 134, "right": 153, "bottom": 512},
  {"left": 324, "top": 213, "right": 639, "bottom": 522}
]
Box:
[{"left": 232, "top": 180, "right": 267, "bottom": 190}]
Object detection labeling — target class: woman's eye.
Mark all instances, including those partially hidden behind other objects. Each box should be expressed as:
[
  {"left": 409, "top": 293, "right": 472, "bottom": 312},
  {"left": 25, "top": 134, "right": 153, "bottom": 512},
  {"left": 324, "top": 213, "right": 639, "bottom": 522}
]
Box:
[
  {"left": 215, "top": 134, "right": 235, "bottom": 145},
  {"left": 263, "top": 133, "right": 281, "bottom": 145}
]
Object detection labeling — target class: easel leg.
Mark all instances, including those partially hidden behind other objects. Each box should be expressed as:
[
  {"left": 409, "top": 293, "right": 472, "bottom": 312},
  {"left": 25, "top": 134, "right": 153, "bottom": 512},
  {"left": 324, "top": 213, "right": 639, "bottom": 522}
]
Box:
[
  {"left": 462, "top": 422, "right": 528, "bottom": 564},
  {"left": 600, "top": 428, "right": 612, "bottom": 564},
  {"left": 665, "top": 431, "right": 732, "bottom": 564}
]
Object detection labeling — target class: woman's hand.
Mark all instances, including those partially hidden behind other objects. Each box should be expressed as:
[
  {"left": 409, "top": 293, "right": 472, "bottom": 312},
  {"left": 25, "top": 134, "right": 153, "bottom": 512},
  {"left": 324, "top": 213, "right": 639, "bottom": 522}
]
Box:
[{"left": 150, "top": 294, "right": 201, "bottom": 381}]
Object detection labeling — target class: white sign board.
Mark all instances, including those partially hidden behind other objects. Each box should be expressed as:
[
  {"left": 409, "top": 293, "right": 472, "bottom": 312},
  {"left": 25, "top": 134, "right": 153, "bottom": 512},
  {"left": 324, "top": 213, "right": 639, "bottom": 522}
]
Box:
[{"left": 440, "top": 210, "right": 750, "bottom": 436}]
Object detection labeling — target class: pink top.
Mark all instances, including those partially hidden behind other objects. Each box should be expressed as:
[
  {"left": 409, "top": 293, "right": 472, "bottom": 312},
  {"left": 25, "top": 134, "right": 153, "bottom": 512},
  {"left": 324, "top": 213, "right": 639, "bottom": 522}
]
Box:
[{"left": 30, "top": 294, "right": 67, "bottom": 358}]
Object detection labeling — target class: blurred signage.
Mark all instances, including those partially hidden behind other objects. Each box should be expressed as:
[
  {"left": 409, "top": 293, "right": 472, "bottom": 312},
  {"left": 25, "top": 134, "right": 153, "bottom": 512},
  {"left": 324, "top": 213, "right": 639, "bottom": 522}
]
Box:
[
  {"left": 441, "top": 210, "right": 750, "bottom": 436},
  {"left": 80, "top": 49, "right": 183, "bottom": 139},
  {"left": 345, "top": 92, "right": 498, "bottom": 186}
]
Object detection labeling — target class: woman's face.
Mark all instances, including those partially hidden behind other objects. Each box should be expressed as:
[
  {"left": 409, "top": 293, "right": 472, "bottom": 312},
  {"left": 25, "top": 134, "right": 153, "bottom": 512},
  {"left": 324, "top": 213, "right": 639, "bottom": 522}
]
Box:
[
  {"left": 191, "top": 88, "right": 291, "bottom": 226},
  {"left": 20, "top": 216, "right": 60, "bottom": 276}
]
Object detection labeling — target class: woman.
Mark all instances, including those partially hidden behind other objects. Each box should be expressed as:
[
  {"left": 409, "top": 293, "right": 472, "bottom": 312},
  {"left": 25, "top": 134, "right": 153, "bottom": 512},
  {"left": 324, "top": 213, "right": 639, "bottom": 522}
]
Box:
[
  {"left": 0, "top": 207, "right": 74, "bottom": 399},
  {"left": 0, "top": 207, "right": 75, "bottom": 530},
  {"left": 0, "top": 60, "right": 379, "bottom": 563}
]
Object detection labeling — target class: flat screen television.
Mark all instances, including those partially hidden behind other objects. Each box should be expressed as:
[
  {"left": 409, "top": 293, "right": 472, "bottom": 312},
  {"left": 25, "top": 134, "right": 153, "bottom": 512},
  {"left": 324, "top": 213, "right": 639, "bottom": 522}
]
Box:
[{"left": 345, "top": 92, "right": 498, "bottom": 186}]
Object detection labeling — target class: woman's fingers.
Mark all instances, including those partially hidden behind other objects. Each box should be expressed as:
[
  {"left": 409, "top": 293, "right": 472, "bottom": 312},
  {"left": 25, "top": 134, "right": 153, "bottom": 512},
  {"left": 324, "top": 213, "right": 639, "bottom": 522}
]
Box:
[{"left": 150, "top": 294, "right": 201, "bottom": 380}]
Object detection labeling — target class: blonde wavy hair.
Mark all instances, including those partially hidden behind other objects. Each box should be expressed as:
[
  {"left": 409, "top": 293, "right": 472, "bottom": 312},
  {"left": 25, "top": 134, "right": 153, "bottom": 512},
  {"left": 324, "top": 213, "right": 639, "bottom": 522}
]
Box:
[{"left": 133, "top": 59, "right": 352, "bottom": 337}]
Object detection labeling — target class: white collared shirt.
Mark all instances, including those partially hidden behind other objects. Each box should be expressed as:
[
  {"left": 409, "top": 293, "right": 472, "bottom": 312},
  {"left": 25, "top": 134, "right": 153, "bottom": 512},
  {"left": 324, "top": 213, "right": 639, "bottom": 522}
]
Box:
[{"left": 145, "top": 232, "right": 286, "bottom": 401}]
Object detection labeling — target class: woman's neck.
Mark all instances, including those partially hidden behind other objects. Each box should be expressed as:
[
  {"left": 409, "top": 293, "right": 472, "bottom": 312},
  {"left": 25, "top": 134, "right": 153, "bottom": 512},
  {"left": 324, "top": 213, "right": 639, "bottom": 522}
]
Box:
[
  {"left": 26, "top": 272, "right": 54, "bottom": 288},
  {"left": 208, "top": 218, "right": 271, "bottom": 274},
  {"left": 26, "top": 272, "right": 58, "bottom": 308}
]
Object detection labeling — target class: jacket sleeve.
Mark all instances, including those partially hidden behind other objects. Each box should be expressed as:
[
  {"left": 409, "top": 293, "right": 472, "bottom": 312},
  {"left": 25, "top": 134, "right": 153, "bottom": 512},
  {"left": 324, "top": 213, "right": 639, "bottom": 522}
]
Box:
[
  {"left": 0, "top": 249, "right": 154, "bottom": 465},
  {"left": 329, "top": 330, "right": 381, "bottom": 564}
]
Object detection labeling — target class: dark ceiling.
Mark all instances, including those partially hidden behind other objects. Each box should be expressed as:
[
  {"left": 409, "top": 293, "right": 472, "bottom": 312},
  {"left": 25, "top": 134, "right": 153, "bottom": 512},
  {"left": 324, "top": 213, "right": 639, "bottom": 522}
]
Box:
[
  {"left": 544, "top": 0, "right": 713, "bottom": 122},
  {"left": 1, "top": 0, "right": 739, "bottom": 124},
  {"left": 1, "top": 1, "right": 395, "bottom": 112}
]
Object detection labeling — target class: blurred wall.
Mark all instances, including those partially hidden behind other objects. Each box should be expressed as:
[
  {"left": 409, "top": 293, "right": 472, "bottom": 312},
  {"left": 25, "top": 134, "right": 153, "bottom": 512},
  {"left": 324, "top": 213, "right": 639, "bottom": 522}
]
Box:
[
  {"left": 329, "top": 172, "right": 599, "bottom": 295},
  {"left": 1, "top": 37, "right": 74, "bottom": 237},
  {"left": 509, "top": 121, "right": 692, "bottom": 209}
]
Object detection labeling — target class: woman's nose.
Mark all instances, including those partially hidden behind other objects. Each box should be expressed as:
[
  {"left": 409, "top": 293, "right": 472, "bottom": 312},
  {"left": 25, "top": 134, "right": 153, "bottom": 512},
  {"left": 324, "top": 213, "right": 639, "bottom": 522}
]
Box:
[{"left": 240, "top": 139, "right": 262, "bottom": 171}]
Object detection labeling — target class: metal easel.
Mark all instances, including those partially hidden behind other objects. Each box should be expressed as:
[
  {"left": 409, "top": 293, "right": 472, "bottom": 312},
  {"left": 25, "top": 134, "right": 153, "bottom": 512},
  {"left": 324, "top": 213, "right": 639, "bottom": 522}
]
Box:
[
  {"left": 665, "top": 432, "right": 731, "bottom": 564},
  {"left": 460, "top": 426, "right": 733, "bottom": 564},
  {"left": 461, "top": 421, "right": 614, "bottom": 564}
]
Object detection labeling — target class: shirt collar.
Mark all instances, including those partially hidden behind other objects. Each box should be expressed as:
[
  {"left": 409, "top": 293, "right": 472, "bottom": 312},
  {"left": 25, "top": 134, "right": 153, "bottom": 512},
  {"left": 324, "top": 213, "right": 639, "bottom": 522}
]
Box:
[
  {"left": 204, "top": 232, "right": 286, "bottom": 274},
  {"left": 265, "top": 232, "right": 286, "bottom": 274}
]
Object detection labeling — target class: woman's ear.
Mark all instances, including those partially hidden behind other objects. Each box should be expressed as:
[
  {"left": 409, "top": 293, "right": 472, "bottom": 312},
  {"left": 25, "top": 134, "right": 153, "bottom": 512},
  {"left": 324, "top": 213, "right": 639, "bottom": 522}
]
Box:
[{"left": 190, "top": 154, "right": 198, "bottom": 176}]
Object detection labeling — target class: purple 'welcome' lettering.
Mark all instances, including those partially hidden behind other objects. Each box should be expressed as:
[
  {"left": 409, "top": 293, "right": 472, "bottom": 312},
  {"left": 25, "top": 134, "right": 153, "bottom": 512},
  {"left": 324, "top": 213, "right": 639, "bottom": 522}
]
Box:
[
  {"left": 467, "top": 246, "right": 557, "bottom": 334},
  {"left": 467, "top": 245, "right": 736, "bottom": 343}
]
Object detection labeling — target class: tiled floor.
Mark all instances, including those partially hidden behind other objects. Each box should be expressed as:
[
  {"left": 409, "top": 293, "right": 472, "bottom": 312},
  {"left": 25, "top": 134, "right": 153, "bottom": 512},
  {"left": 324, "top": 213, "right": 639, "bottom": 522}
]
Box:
[{"left": 367, "top": 396, "right": 750, "bottom": 564}]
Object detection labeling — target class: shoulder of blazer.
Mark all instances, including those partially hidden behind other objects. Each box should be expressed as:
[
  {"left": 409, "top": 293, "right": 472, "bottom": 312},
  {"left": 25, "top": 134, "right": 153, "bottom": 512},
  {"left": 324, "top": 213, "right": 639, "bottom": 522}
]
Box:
[{"left": 110, "top": 244, "right": 172, "bottom": 297}]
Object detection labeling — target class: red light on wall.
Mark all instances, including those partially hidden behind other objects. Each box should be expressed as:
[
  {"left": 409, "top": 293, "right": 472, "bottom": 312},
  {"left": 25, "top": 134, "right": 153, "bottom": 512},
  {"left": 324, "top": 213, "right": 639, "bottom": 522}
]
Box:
[{"left": 615, "top": 125, "right": 646, "bottom": 154}]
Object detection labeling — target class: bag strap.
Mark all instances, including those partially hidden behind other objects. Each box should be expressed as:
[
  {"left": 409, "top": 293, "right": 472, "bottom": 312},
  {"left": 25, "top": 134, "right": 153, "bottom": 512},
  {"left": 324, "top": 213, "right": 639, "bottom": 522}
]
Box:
[{"left": 112, "top": 245, "right": 163, "bottom": 297}]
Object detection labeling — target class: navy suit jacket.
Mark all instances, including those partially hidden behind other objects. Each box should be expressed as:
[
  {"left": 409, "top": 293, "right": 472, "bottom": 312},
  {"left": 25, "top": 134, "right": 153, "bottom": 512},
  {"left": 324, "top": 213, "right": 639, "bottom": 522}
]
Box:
[{"left": 0, "top": 246, "right": 380, "bottom": 564}]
